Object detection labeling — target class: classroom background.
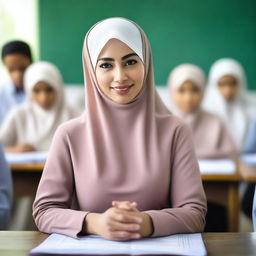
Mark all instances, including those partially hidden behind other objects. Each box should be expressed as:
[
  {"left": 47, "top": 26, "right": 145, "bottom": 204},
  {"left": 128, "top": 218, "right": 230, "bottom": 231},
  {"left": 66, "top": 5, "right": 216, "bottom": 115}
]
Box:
[{"left": 0, "top": 0, "right": 256, "bottom": 234}]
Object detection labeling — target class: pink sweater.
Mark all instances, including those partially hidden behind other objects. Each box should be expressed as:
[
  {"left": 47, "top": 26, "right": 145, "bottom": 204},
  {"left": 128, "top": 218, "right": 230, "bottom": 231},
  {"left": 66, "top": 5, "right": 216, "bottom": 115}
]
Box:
[{"left": 33, "top": 115, "right": 207, "bottom": 238}]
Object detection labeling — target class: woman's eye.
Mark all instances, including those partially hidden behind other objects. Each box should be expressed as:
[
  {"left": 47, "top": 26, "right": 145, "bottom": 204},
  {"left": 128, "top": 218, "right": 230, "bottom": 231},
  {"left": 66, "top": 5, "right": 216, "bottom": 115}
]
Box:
[
  {"left": 125, "top": 59, "right": 137, "bottom": 66},
  {"left": 99, "top": 63, "right": 112, "bottom": 69}
]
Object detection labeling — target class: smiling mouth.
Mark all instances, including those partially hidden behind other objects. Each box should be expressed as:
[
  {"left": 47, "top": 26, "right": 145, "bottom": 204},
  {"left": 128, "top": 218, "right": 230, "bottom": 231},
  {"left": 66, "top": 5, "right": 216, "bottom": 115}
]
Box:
[{"left": 110, "top": 84, "right": 134, "bottom": 94}]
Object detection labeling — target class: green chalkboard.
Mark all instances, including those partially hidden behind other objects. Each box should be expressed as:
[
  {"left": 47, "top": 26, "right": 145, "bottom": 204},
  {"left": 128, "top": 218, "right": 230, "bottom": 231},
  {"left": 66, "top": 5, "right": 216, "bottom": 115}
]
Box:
[{"left": 39, "top": 0, "right": 256, "bottom": 89}]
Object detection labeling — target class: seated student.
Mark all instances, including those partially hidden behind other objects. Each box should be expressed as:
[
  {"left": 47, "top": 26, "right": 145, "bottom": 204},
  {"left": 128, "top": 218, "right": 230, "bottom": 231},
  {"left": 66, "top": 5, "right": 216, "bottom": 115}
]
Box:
[
  {"left": 202, "top": 58, "right": 254, "bottom": 150},
  {"left": 0, "top": 40, "right": 32, "bottom": 124},
  {"left": 244, "top": 119, "right": 256, "bottom": 154},
  {"left": 241, "top": 119, "right": 256, "bottom": 220},
  {"left": 0, "top": 61, "right": 80, "bottom": 153},
  {"left": 168, "top": 64, "right": 238, "bottom": 161},
  {"left": 0, "top": 144, "right": 12, "bottom": 229},
  {"left": 168, "top": 64, "right": 238, "bottom": 232},
  {"left": 33, "top": 18, "right": 207, "bottom": 241},
  {"left": 253, "top": 186, "right": 256, "bottom": 231}
]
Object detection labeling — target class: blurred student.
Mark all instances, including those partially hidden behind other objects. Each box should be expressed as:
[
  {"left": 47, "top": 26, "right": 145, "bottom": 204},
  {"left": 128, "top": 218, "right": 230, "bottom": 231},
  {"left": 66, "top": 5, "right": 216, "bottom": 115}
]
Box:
[
  {"left": 202, "top": 58, "right": 254, "bottom": 150},
  {"left": 253, "top": 186, "right": 256, "bottom": 231},
  {"left": 168, "top": 64, "right": 238, "bottom": 161},
  {"left": 244, "top": 119, "right": 256, "bottom": 154},
  {"left": 241, "top": 119, "right": 256, "bottom": 220},
  {"left": 0, "top": 61, "right": 80, "bottom": 153},
  {"left": 168, "top": 64, "right": 238, "bottom": 232},
  {"left": 0, "top": 40, "right": 32, "bottom": 124},
  {"left": 0, "top": 144, "right": 12, "bottom": 229}
]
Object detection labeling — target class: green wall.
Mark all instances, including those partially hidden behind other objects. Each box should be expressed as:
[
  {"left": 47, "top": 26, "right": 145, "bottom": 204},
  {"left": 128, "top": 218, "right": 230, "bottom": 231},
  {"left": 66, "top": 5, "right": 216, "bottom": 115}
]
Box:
[{"left": 39, "top": 0, "right": 256, "bottom": 89}]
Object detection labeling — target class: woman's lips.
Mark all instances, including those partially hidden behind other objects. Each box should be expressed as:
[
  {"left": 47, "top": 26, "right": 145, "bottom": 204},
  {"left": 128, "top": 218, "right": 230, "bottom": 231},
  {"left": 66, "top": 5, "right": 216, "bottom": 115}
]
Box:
[{"left": 111, "top": 84, "right": 134, "bottom": 95}]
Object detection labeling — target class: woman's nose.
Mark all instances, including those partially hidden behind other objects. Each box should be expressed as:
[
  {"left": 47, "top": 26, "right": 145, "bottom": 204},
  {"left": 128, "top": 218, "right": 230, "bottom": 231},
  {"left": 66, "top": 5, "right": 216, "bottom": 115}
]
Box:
[{"left": 114, "top": 66, "right": 128, "bottom": 83}]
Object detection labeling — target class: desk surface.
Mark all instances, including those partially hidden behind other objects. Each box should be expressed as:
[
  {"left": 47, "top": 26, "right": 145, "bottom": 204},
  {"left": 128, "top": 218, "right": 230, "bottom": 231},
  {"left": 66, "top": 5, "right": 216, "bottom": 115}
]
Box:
[
  {"left": 0, "top": 231, "right": 256, "bottom": 256},
  {"left": 10, "top": 162, "right": 242, "bottom": 182}
]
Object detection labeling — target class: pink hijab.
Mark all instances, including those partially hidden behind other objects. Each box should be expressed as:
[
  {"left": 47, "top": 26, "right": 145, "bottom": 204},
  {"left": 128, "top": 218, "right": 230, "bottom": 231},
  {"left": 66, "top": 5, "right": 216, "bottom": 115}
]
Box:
[{"left": 82, "top": 18, "right": 171, "bottom": 174}]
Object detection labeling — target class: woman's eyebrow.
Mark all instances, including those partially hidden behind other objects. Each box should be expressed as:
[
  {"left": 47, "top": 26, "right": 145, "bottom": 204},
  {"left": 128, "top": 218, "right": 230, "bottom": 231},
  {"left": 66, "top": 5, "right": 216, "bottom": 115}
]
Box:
[
  {"left": 97, "top": 53, "right": 138, "bottom": 63},
  {"left": 97, "top": 57, "right": 114, "bottom": 63},
  {"left": 122, "top": 53, "right": 138, "bottom": 60}
]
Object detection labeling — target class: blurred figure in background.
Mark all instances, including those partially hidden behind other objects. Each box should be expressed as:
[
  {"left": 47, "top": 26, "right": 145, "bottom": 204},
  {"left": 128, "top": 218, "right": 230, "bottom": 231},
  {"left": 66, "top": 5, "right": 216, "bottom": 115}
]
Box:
[
  {"left": 241, "top": 118, "right": 256, "bottom": 221},
  {"left": 168, "top": 63, "right": 238, "bottom": 161},
  {"left": 0, "top": 40, "right": 32, "bottom": 124},
  {"left": 243, "top": 119, "right": 256, "bottom": 154},
  {"left": 202, "top": 58, "right": 255, "bottom": 150},
  {"left": 0, "top": 61, "right": 80, "bottom": 153},
  {"left": 253, "top": 186, "right": 256, "bottom": 231},
  {"left": 0, "top": 144, "right": 12, "bottom": 230},
  {"left": 168, "top": 63, "right": 238, "bottom": 232}
]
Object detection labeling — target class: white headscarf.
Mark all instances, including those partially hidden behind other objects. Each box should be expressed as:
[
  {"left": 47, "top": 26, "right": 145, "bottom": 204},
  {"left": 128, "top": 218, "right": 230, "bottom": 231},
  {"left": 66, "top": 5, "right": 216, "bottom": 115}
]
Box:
[
  {"left": 168, "top": 64, "right": 206, "bottom": 127},
  {"left": 202, "top": 58, "right": 253, "bottom": 149},
  {"left": 87, "top": 17, "right": 144, "bottom": 69}
]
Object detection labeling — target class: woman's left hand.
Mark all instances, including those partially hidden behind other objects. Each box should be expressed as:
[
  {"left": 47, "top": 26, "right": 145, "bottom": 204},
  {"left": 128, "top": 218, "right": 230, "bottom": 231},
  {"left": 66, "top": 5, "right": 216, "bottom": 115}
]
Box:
[{"left": 112, "top": 201, "right": 153, "bottom": 237}]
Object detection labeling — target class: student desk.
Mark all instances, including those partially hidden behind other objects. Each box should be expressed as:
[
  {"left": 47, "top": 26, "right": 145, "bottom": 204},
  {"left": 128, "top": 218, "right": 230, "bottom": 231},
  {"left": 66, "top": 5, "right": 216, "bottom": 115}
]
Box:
[
  {"left": 11, "top": 163, "right": 241, "bottom": 232},
  {"left": 0, "top": 231, "right": 256, "bottom": 256},
  {"left": 239, "top": 162, "right": 256, "bottom": 183}
]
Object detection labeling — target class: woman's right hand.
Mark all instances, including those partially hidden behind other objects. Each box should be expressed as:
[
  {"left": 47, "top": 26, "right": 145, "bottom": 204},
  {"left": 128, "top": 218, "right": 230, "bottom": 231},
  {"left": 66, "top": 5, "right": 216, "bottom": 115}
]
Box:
[{"left": 84, "top": 207, "right": 142, "bottom": 241}]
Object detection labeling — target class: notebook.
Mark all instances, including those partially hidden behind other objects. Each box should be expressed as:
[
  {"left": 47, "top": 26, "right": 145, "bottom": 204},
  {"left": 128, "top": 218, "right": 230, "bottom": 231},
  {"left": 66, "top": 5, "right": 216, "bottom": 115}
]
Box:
[{"left": 30, "top": 233, "right": 207, "bottom": 256}]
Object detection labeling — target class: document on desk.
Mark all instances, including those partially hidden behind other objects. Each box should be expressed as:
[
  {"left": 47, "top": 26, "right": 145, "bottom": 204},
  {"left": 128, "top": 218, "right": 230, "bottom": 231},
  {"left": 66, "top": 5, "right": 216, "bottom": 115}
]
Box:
[
  {"left": 5, "top": 151, "right": 48, "bottom": 164},
  {"left": 30, "top": 233, "right": 206, "bottom": 256},
  {"left": 199, "top": 159, "right": 236, "bottom": 174},
  {"left": 241, "top": 154, "right": 256, "bottom": 166}
]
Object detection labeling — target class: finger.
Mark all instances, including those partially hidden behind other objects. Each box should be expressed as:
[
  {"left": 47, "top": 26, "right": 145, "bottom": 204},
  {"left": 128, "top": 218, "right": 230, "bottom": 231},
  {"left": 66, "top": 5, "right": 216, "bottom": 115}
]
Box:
[
  {"left": 112, "top": 201, "right": 138, "bottom": 211},
  {"left": 112, "top": 212, "right": 142, "bottom": 224},
  {"left": 111, "top": 231, "right": 140, "bottom": 241},
  {"left": 109, "top": 219, "right": 141, "bottom": 232}
]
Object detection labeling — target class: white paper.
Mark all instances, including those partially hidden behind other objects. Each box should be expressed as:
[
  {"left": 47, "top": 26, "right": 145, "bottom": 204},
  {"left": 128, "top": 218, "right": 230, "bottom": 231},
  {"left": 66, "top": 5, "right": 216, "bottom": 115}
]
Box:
[
  {"left": 198, "top": 159, "right": 236, "bottom": 175},
  {"left": 30, "top": 233, "right": 206, "bottom": 256},
  {"left": 5, "top": 151, "right": 48, "bottom": 164},
  {"left": 241, "top": 154, "right": 256, "bottom": 166}
]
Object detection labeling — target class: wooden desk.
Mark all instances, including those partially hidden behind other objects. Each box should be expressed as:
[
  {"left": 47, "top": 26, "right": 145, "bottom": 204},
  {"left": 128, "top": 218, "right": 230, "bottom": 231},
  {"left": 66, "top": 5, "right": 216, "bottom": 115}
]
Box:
[
  {"left": 202, "top": 173, "right": 241, "bottom": 232},
  {"left": 11, "top": 164, "right": 241, "bottom": 231},
  {"left": 239, "top": 162, "right": 256, "bottom": 183},
  {"left": 0, "top": 231, "right": 256, "bottom": 256}
]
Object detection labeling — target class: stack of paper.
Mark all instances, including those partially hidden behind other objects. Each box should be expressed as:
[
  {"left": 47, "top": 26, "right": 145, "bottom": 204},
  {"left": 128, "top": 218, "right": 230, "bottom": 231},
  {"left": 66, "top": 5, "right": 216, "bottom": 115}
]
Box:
[
  {"left": 30, "top": 233, "right": 207, "bottom": 256},
  {"left": 5, "top": 151, "right": 48, "bottom": 164},
  {"left": 241, "top": 154, "right": 256, "bottom": 166},
  {"left": 198, "top": 159, "right": 236, "bottom": 175}
]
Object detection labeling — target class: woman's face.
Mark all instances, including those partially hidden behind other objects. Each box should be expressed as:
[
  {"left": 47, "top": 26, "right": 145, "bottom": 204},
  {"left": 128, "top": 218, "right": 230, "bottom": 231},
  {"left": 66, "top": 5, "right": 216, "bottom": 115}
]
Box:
[
  {"left": 217, "top": 75, "right": 239, "bottom": 102},
  {"left": 95, "top": 39, "right": 145, "bottom": 104},
  {"left": 31, "top": 81, "right": 57, "bottom": 110},
  {"left": 172, "top": 81, "right": 202, "bottom": 113}
]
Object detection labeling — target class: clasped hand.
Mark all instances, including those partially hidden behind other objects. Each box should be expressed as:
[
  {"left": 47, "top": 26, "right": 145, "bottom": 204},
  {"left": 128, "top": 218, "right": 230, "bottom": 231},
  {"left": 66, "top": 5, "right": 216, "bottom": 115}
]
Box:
[{"left": 84, "top": 201, "right": 153, "bottom": 241}]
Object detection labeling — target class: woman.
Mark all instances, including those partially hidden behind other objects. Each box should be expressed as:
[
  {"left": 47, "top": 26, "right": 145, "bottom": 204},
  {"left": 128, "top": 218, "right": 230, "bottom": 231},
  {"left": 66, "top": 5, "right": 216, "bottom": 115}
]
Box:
[
  {"left": 0, "top": 144, "right": 12, "bottom": 229},
  {"left": 0, "top": 61, "right": 80, "bottom": 152},
  {"left": 202, "top": 58, "right": 254, "bottom": 150},
  {"left": 168, "top": 64, "right": 238, "bottom": 161},
  {"left": 33, "top": 18, "right": 207, "bottom": 241},
  {"left": 168, "top": 64, "right": 238, "bottom": 231}
]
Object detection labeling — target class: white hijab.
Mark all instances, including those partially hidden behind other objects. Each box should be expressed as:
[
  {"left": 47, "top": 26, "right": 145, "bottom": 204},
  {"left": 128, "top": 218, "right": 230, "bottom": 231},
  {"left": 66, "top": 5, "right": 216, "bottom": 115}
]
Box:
[
  {"left": 168, "top": 64, "right": 206, "bottom": 128},
  {"left": 202, "top": 58, "right": 253, "bottom": 149},
  {"left": 22, "top": 61, "right": 76, "bottom": 150}
]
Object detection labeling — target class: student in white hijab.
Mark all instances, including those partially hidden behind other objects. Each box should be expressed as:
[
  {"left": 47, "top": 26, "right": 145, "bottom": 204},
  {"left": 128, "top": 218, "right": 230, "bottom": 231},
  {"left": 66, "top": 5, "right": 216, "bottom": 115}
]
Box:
[
  {"left": 0, "top": 61, "right": 80, "bottom": 152},
  {"left": 202, "top": 58, "right": 255, "bottom": 150},
  {"left": 168, "top": 63, "right": 238, "bottom": 161}
]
